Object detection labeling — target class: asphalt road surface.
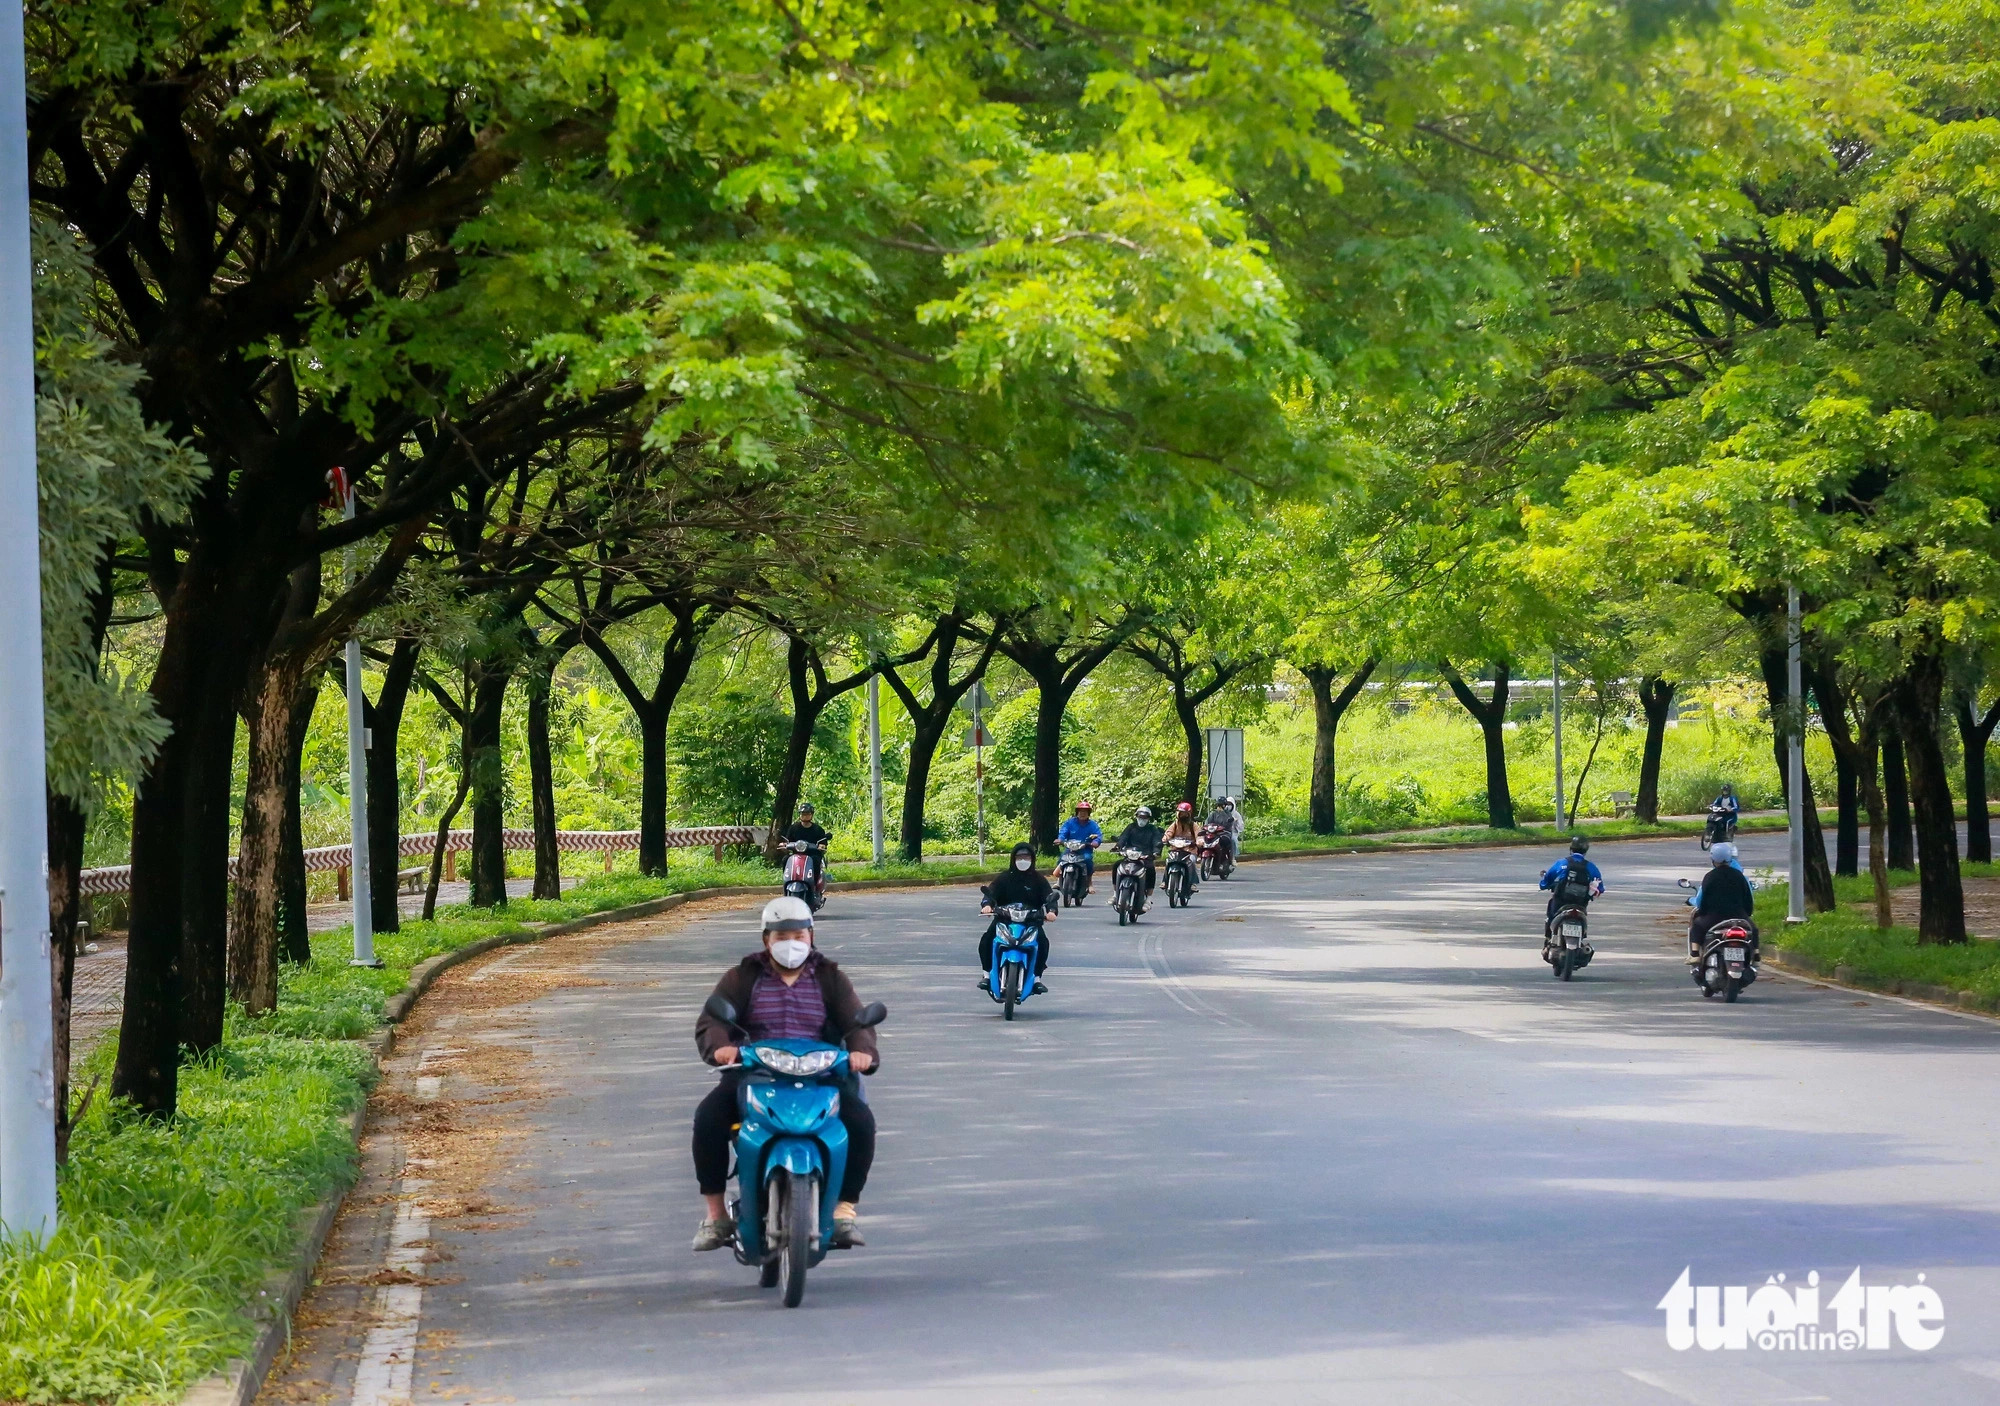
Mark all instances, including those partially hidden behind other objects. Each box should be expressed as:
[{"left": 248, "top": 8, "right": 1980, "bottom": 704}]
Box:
[{"left": 307, "top": 833, "right": 2000, "bottom": 1406}]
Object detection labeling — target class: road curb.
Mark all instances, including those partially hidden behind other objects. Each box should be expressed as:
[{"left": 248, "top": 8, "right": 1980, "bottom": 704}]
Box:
[
  {"left": 1764, "top": 948, "right": 2000, "bottom": 1019},
  {"left": 179, "top": 881, "right": 771, "bottom": 1406}
]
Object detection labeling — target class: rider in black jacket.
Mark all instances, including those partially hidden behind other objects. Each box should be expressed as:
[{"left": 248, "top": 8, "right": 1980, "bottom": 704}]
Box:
[
  {"left": 783, "top": 803, "right": 831, "bottom": 884},
  {"left": 1688, "top": 844, "right": 1756, "bottom": 953},
  {"left": 979, "top": 841, "right": 1058, "bottom": 986},
  {"left": 1112, "top": 807, "right": 1165, "bottom": 896}
]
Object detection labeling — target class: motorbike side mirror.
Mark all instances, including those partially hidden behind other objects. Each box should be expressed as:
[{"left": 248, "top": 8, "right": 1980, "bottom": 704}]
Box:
[
  {"left": 702, "top": 994, "right": 741, "bottom": 1027},
  {"left": 850, "top": 1001, "right": 888, "bottom": 1030},
  {"left": 1676, "top": 878, "right": 1696, "bottom": 890}
]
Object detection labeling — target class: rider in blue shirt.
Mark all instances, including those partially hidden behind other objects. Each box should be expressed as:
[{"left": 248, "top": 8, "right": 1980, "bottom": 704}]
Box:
[
  {"left": 1056, "top": 800, "right": 1103, "bottom": 891},
  {"left": 1539, "top": 834, "right": 1605, "bottom": 924}
]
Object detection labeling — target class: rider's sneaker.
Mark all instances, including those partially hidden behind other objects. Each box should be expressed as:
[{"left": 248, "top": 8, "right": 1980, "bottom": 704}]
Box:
[
  {"left": 691, "top": 1217, "right": 736, "bottom": 1252},
  {"left": 1032, "top": 981, "right": 1048, "bottom": 995},
  {"left": 831, "top": 1215, "right": 865, "bottom": 1249},
  {"left": 977, "top": 972, "right": 992, "bottom": 989}
]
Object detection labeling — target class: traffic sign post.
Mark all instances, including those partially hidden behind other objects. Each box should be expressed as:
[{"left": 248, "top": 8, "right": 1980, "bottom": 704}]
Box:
[{"left": 1205, "top": 727, "right": 1244, "bottom": 803}]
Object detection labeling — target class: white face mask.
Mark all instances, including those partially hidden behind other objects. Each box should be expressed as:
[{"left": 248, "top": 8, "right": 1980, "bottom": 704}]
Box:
[
  {"left": 768, "top": 937, "right": 812, "bottom": 969},
  {"left": 1014, "top": 857, "right": 1032, "bottom": 871}
]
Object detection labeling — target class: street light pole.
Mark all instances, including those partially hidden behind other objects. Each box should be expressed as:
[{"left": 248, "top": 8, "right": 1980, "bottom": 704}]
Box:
[
  {"left": 340, "top": 480, "right": 380, "bottom": 966},
  {"left": 1787, "top": 585, "right": 1806, "bottom": 924},
  {"left": 0, "top": 0, "right": 59, "bottom": 1238},
  {"left": 868, "top": 674, "right": 885, "bottom": 866}
]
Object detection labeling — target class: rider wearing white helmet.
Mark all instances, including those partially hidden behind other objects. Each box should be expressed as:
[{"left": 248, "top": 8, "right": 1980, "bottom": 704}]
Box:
[
  {"left": 1687, "top": 842, "right": 1755, "bottom": 954},
  {"left": 689, "top": 895, "right": 879, "bottom": 1252}
]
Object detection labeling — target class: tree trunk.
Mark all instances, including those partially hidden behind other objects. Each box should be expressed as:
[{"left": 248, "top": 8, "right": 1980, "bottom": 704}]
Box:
[
  {"left": 1757, "top": 647, "right": 1836, "bottom": 913},
  {"left": 1303, "top": 661, "right": 1376, "bottom": 834},
  {"left": 467, "top": 668, "right": 511, "bottom": 908},
  {"left": 47, "top": 791, "right": 85, "bottom": 1164},
  {"left": 1174, "top": 682, "right": 1204, "bottom": 807},
  {"left": 229, "top": 653, "right": 305, "bottom": 1015},
  {"left": 898, "top": 714, "right": 950, "bottom": 862},
  {"left": 585, "top": 603, "right": 708, "bottom": 876},
  {"left": 1898, "top": 655, "right": 1965, "bottom": 943},
  {"left": 1862, "top": 737, "right": 1893, "bottom": 928},
  {"left": 1635, "top": 676, "right": 1675, "bottom": 824},
  {"left": 365, "top": 637, "right": 420, "bottom": 933},
  {"left": 1955, "top": 693, "right": 1996, "bottom": 865},
  {"left": 1883, "top": 733, "right": 1915, "bottom": 870},
  {"left": 527, "top": 651, "right": 563, "bottom": 900},
  {"left": 1833, "top": 738, "right": 1860, "bottom": 878},
  {"left": 768, "top": 636, "right": 830, "bottom": 856},
  {"left": 1808, "top": 660, "right": 1861, "bottom": 878},
  {"left": 277, "top": 673, "right": 319, "bottom": 965},
  {"left": 423, "top": 770, "right": 473, "bottom": 921},
  {"left": 1440, "top": 663, "right": 1514, "bottom": 829},
  {"left": 636, "top": 706, "right": 669, "bottom": 875}
]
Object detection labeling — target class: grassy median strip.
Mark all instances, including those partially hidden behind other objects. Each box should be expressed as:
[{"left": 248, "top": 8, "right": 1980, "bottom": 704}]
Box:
[
  {"left": 1242, "top": 813, "right": 1792, "bottom": 856},
  {"left": 1758, "top": 863, "right": 2000, "bottom": 1011},
  {"left": 0, "top": 856, "right": 785, "bottom": 1405}
]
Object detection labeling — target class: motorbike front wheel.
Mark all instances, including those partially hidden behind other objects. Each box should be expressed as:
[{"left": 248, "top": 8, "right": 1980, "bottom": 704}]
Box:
[
  {"left": 1001, "top": 962, "right": 1020, "bottom": 1019},
  {"left": 779, "top": 1171, "right": 815, "bottom": 1308}
]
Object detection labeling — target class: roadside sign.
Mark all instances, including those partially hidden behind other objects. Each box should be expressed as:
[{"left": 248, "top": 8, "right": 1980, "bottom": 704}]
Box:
[
  {"left": 964, "top": 724, "right": 992, "bottom": 748},
  {"left": 959, "top": 681, "right": 994, "bottom": 713},
  {"left": 1205, "top": 727, "right": 1244, "bottom": 801}
]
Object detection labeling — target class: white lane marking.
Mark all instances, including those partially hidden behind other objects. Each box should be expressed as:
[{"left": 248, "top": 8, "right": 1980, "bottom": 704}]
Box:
[
  {"left": 413, "top": 1076, "right": 441, "bottom": 1102},
  {"left": 412, "top": 1046, "right": 460, "bottom": 1103},
  {"left": 1622, "top": 1367, "right": 1828, "bottom": 1405},
  {"left": 1138, "top": 929, "right": 1246, "bottom": 1027},
  {"left": 350, "top": 1173, "right": 430, "bottom": 1406}
]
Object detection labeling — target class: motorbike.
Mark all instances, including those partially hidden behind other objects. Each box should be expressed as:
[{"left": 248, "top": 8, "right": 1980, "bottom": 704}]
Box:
[
  {"left": 1198, "top": 823, "right": 1235, "bottom": 881},
  {"left": 1113, "top": 848, "right": 1151, "bottom": 925},
  {"left": 782, "top": 839, "right": 828, "bottom": 912},
  {"left": 983, "top": 898, "right": 1049, "bottom": 1019},
  {"left": 1701, "top": 805, "right": 1737, "bottom": 852},
  {"left": 1163, "top": 836, "right": 1197, "bottom": 908},
  {"left": 1680, "top": 880, "right": 1759, "bottom": 1001},
  {"left": 1056, "top": 839, "right": 1094, "bottom": 907},
  {"left": 699, "top": 992, "right": 887, "bottom": 1307},
  {"left": 1543, "top": 902, "right": 1593, "bottom": 980}
]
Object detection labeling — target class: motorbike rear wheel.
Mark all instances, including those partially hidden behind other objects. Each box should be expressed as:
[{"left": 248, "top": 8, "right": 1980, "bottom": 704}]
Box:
[
  {"left": 779, "top": 1171, "right": 815, "bottom": 1308},
  {"left": 1725, "top": 975, "right": 1742, "bottom": 1003},
  {"left": 1552, "top": 951, "right": 1570, "bottom": 980},
  {"left": 758, "top": 1256, "right": 781, "bottom": 1288}
]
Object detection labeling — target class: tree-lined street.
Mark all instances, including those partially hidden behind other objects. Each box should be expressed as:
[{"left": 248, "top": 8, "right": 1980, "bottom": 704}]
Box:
[{"left": 270, "top": 839, "right": 2000, "bottom": 1405}]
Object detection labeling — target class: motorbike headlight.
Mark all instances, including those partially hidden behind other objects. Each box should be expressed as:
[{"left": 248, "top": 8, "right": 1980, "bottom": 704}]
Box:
[{"left": 752, "top": 1046, "right": 839, "bottom": 1077}]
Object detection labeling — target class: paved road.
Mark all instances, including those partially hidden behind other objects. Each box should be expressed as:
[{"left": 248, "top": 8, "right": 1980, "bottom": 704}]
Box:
[{"left": 315, "top": 834, "right": 2000, "bottom": 1405}]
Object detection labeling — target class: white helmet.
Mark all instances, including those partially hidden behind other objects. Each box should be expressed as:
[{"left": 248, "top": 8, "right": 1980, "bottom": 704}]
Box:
[
  {"left": 1710, "top": 842, "right": 1738, "bottom": 865},
  {"left": 761, "top": 895, "right": 815, "bottom": 932}
]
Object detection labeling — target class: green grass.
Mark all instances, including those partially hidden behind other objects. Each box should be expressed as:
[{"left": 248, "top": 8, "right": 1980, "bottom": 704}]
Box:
[
  {"left": 1758, "top": 862, "right": 2000, "bottom": 1009},
  {"left": 1240, "top": 812, "right": 1795, "bottom": 856},
  {"left": 1, "top": 853, "right": 789, "bottom": 1403}
]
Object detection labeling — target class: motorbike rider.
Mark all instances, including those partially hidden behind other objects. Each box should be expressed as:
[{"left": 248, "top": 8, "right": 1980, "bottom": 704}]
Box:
[
  {"left": 691, "top": 896, "right": 878, "bottom": 1252},
  {"left": 1686, "top": 841, "right": 1756, "bottom": 955},
  {"left": 1055, "top": 799, "right": 1104, "bottom": 894},
  {"left": 1205, "top": 796, "right": 1245, "bottom": 866},
  {"left": 979, "top": 841, "right": 1059, "bottom": 991},
  {"left": 1112, "top": 805, "right": 1166, "bottom": 898},
  {"left": 1539, "top": 833, "right": 1604, "bottom": 927},
  {"left": 1712, "top": 784, "right": 1740, "bottom": 820},
  {"left": 1164, "top": 801, "right": 1202, "bottom": 893},
  {"left": 783, "top": 802, "right": 832, "bottom": 890}
]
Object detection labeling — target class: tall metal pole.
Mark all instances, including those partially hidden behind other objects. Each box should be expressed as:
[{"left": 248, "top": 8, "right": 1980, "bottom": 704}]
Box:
[
  {"left": 867, "top": 675, "right": 885, "bottom": 866},
  {"left": 1551, "top": 654, "right": 1566, "bottom": 831},
  {"left": 973, "top": 692, "right": 986, "bottom": 868},
  {"left": 341, "top": 485, "right": 380, "bottom": 966},
  {"left": 1787, "top": 585, "right": 1807, "bottom": 924},
  {"left": 0, "top": 0, "right": 58, "bottom": 1238}
]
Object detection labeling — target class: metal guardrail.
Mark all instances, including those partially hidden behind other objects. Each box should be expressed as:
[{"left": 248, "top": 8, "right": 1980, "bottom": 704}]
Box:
[{"left": 76, "top": 825, "right": 770, "bottom": 897}]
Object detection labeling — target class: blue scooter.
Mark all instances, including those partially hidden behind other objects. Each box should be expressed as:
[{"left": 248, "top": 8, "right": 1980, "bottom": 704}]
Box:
[
  {"left": 699, "top": 993, "right": 886, "bottom": 1306},
  {"left": 983, "top": 896, "right": 1049, "bottom": 1020}
]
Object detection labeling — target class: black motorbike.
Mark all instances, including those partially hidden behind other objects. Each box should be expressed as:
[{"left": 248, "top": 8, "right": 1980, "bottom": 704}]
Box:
[
  {"left": 1543, "top": 903, "right": 1594, "bottom": 981},
  {"left": 1113, "top": 848, "right": 1150, "bottom": 925},
  {"left": 1693, "top": 915, "right": 1760, "bottom": 1001},
  {"left": 1162, "top": 836, "right": 1197, "bottom": 907},
  {"left": 1056, "top": 839, "right": 1093, "bottom": 907},
  {"left": 1701, "top": 805, "right": 1737, "bottom": 851}
]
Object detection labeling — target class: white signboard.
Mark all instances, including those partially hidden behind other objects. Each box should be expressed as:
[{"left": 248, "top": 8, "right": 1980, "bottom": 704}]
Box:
[{"left": 1205, "top": 727, "right": 1244, "bottom": 802}]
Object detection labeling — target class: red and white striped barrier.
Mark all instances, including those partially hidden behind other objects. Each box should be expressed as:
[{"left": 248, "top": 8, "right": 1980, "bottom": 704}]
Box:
[{"left": 76, "top": 826, "right": 769, "bottom": 898}]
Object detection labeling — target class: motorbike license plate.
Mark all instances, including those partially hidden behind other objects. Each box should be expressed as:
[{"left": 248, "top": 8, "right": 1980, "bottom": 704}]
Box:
[
  {"left": 1724, "top": 946, "right": 1748, "bottom": 960},
  {"left": 1560, "top": 922, "right": 1583, "bottom": 937}
]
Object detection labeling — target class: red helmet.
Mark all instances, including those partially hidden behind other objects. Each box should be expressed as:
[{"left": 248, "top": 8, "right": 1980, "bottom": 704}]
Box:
[
  {"left": 1176, "top": 801, "right": 1194, "bottom": 815},
  {"left": 1074, "top": 800, "right": 1093, "bottom": 812}
]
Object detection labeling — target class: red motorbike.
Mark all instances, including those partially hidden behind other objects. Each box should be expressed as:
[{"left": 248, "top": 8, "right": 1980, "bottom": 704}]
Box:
[
  {"left": 1197, "top": 823, "right": 1235, "bottom": 881},
  {"left": 782, "top": 840, "right": 828, "bottom": 912}
]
